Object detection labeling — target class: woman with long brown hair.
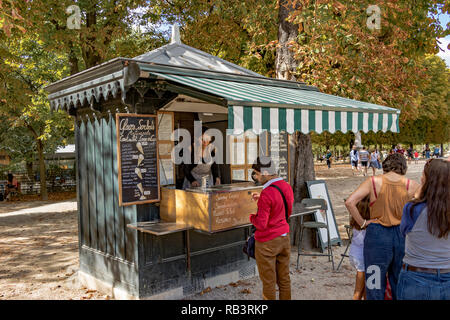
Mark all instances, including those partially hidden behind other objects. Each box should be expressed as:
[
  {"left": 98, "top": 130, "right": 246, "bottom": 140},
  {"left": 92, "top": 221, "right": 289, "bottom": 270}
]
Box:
[
  {"left": 345, "top": 153, "right": 420, "bottom": 300},
  {"left": 398, "top": 159, "right": 450, "bottom": 300}
]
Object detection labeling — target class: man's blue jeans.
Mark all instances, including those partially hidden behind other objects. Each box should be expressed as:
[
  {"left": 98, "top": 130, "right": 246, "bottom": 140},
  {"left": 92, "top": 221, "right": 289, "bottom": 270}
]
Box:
[
  {"left": 398, "top": 267, "right": 450, "bottom": 300},
  {"left": 364, "top": 223, "right": 405, "bottom": 300}
]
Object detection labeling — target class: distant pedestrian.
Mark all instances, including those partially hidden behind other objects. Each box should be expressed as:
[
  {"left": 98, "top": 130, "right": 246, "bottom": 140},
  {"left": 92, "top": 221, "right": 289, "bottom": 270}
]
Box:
[
  {"left": 425, "top": 145, "right": 431, "bottom": 159},
  {"left": 414, "top": 150, "right": 419, "bottom": 164},
  {"left": 350, "top": 145, "right": 359, "bottom": 175},
  {"left": 407, "top": 146, "right": 414, "bottom": 164},
  {"left": 398, "top": 159, "right": 450, "bottom": 300},
  {"left": 345, "top": 153, "right": 420, "bottom": 300},
  {"left": 5, "top": 173, "right": 18, "bottom": 201},
  {"left": 433, "top": 146, "right": 440, "bottom": 158},
  {"left": 369, "top": 149, "right": 380, "bottom": 176},
  {"left": 326, "top": 150, "right": 332, "bottom": 169},
  {"left": 359, "top": 146, "right": 370, "bottom": 176},
  {"left": 396, "top": 144, "right": 405, "bottom": 155}
]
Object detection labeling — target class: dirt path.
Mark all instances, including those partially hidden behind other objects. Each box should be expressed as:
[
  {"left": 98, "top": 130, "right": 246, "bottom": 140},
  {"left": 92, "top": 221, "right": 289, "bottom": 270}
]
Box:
[
  {"left": 0, "top": 161, "right": 425, "bottom": 300},
  {"left": 0, "top": 200, "right": 111, "bottom": 300}
]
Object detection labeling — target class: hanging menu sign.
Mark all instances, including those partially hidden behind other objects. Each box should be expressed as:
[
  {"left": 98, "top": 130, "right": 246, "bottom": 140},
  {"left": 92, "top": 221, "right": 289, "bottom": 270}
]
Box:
[
  {"left": 269, "top": 132, "right": 290, "bottom": 184},
  {"left": 116, "top": 113, "right": 160, "bottom": 206}
]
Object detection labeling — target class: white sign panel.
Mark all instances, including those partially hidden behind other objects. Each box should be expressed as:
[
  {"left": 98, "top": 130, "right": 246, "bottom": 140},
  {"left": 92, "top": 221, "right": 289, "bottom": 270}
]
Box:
[{"left": 306, "top": 180, "right": 342, "bottom": 249}]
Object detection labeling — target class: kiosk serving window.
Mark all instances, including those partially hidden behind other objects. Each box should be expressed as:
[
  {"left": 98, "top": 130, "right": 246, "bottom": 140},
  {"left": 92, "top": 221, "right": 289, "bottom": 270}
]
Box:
[
  {"left": 229, "top": 131, "right": 260, "bottom": 182},
  {"left": 229, "top": 131, "right": 290, "bottom": 183}
]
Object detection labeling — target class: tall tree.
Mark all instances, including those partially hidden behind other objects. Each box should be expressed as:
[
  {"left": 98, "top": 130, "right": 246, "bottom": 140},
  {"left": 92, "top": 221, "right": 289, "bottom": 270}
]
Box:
[
  {"left": 14, "top": 0, "right": 167, "bottom": 75},
  {"left": 0, "top": 36, "right": 74, "bottom": 200},
  {"left": 147, "top": 0, "right": 279, "bottom": 76},
  {"left": 399, "top": 55, "right": 450, "bottom": 149},
  {"left": 286, "top": 0, "right": 448, "bottom": 126},
  {"left": 1, "top": 1, "right": 167, "bottom": 199},
  {"left": 276, "top": 0, "right": 315, "bottom": 203}
]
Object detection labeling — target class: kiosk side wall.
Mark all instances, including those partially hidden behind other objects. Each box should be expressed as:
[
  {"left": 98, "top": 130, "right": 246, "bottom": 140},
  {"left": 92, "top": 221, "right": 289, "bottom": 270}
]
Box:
[
  {"left": 76, "top": 114, "right": 139, "bottom": 296},
  {"left": 137, "top": 228, "right": 257, "bottom": 298}
]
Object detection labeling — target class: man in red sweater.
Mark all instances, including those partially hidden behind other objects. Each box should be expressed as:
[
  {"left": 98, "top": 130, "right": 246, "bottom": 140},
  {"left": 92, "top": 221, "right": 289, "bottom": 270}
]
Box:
[{"left": 250, "top": 156, "right": 294, "bottom": 300}]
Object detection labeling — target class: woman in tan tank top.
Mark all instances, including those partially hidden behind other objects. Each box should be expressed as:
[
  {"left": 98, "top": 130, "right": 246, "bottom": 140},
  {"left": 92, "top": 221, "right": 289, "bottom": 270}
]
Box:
[{"left": 345, "top": 153, "right": 419, "bottom": 300}]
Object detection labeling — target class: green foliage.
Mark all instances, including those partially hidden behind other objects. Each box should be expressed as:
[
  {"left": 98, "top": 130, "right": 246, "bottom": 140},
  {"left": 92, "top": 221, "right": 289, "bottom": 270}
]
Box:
[
  {"left": 287, "top": 0, "right": 448, "bottom": 125},
  {"left": 0, "top": 35, "right": 74, "bottom": 164},
  {"left": 146, "top": 0, "right": 279, "bottom": 76},
  {"left": 1, "top": 1, "right": 168, "bottom": 169},
  {"left": 399, "top": 55, "right": 450, "bottom": 144}
]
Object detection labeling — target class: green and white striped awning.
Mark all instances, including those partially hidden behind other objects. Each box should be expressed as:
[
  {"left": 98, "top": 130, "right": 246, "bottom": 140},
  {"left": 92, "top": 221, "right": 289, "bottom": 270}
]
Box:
[
  {"left": 143, "top": 66, "right": 401, "bottom": 135},
  {"left": 228, "top": 106, "right": 399, "bottom": 135}
]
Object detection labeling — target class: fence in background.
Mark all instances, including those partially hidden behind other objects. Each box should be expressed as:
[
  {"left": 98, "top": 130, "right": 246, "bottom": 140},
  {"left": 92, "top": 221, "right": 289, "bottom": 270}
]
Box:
[{"left": 0, "top": 169, "right": 76, "bottom": 195}]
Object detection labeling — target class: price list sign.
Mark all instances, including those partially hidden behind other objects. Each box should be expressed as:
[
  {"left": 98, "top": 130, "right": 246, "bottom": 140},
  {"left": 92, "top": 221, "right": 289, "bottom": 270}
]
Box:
[
  {"left": 116, "top": 114, "right": 160, "bottom": 206},
  {"left": 269, "top": 132, "right": 290, "bottom": 184}
]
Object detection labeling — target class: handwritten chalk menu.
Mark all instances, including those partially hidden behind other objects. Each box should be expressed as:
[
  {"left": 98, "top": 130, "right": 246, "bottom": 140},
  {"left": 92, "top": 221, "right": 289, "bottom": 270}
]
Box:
[
  {"left": 210, "top": 188, "right": 260, "bottom": 231},
  {"left": 268, "top": 132, "right": 290, "bottom": 184},
  {"left": 116, "top": 113, "right": 160, "bottom": 206}
]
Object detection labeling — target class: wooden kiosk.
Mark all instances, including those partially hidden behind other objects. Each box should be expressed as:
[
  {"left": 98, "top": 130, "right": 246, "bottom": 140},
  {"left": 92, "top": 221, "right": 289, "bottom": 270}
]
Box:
[{"left": 45, "top": 28, "right": 400, "bottom": 299}]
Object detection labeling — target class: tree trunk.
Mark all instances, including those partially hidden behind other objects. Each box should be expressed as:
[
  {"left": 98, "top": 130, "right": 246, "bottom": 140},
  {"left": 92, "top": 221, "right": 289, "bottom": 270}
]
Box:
[
  {"left": 68, "top": 41, "right": 80, "bottom": 75},
  {"left": 276, "top": 1, "right": 316, "bottom": 247},
  {"left": 292, "top": 132, "right": 316, "bottom": 202},
  {"left": 37, "top": 139, "right": 48, "bottom": 201},
  {"left": 275, "top": 0, "right": 300, "bottom": 81}
]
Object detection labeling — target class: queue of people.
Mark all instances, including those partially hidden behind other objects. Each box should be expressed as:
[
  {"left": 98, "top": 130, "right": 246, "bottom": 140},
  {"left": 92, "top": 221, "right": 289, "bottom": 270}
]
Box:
[
  {"left": 248, "top": 152, "right": 448, "bottom": 300},
  {"left": 345, "top": 154, "right": 449, "bottom": 300}
]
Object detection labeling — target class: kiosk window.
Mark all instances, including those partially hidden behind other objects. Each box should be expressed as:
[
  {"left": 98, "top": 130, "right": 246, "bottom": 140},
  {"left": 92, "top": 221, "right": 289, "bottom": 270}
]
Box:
[{"left": 230, "top": 131, "right": 260, "bottom": 182}]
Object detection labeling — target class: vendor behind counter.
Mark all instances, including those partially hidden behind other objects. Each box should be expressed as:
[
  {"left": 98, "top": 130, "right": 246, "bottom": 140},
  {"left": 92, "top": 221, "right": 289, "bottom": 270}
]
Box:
[{"left": 181, "top": 127, "right": 221, "bottom": 189}]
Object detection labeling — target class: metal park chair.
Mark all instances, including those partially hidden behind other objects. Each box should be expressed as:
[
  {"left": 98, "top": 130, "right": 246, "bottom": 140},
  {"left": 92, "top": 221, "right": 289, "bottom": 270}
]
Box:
[{"left": 296, "top": 198, "right": 335, "bottom": 271}]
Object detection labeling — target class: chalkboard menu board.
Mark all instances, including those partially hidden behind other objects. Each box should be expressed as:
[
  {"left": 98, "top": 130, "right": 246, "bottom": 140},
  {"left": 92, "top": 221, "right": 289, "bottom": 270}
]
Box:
[
  {"left": 269, "top": 132, "right": 290, "bottom": 184},
  {"left": 116, "top": 113, "right": 160, "bottom": 206}
]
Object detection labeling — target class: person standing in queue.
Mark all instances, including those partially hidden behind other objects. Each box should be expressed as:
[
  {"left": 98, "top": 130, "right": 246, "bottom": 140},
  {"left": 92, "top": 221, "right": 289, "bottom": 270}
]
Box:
[
  {"left": 181, "top": 127, "right": 221, "bottom": 189},
  {"left": 345, "top": 153, "right": 420, "bottom": 300},
  {"left": 250, "top": 156, "right": 294, "bottom": 300},
  {"left": 398, "top": 159, "right": 450, "bottom": 300}
]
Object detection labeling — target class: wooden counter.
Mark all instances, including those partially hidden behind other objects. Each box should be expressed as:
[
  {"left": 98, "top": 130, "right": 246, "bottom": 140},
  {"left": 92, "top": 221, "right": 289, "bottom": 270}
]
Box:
[{"left": 160, "top": 182, "right": 263, "bottom": 233}]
